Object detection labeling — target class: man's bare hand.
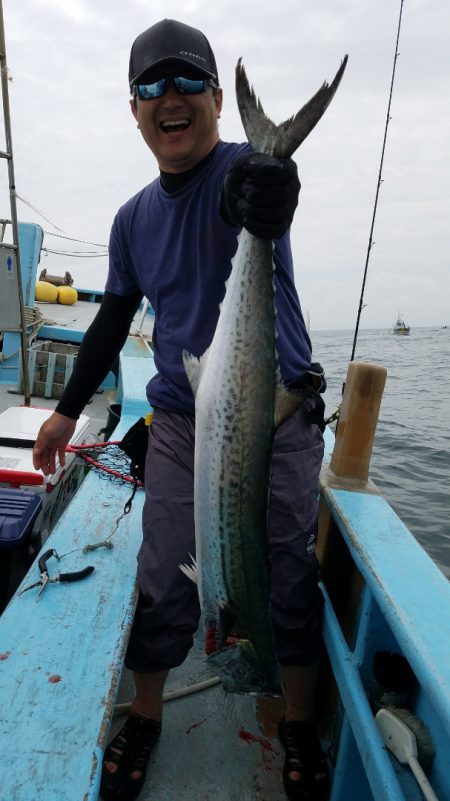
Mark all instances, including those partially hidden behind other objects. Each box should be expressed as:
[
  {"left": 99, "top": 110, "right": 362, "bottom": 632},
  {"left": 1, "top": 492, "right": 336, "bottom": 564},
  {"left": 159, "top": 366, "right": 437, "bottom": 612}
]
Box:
[{"left": 33, "top": 412, "right": 77, "bottom": 475}]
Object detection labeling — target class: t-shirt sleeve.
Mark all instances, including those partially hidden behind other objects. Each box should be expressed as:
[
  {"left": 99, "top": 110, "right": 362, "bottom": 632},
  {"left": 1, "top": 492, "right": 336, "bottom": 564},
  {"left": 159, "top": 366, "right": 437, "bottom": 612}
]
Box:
[{"left": 105, "top": 212, "right": 140, "bottom": 296}]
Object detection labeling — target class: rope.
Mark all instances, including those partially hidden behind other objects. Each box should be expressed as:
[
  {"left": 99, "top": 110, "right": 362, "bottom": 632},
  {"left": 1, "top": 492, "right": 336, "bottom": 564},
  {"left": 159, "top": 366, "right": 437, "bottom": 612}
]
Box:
[
  {"left": 14, "top": 192, "right": 67, "bottom": 234},
  {"left": 42, "top": 230, "right": 108, "bottom": 248},
  {"left": 113, "top": 677, "right": 222, "bottom": 718},
  {"left": 324, "top": 405, "right": 341, "bottom": 427},
  {"left": 57, "top": 442, "right": 144, "bottom": 559},
  {"left": 0, "top": 306, "right": 55, "bottom": 362},
  {"left": 42, "top": 248, "right": 108, "bottom": 258}
]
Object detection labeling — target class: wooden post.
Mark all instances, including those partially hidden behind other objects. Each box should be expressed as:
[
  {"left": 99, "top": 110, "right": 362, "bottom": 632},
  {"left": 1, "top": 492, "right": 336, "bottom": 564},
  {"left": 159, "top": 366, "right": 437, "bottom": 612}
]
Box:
[{"left": 329, "top": 361, "right": 387, "bottom": 485}]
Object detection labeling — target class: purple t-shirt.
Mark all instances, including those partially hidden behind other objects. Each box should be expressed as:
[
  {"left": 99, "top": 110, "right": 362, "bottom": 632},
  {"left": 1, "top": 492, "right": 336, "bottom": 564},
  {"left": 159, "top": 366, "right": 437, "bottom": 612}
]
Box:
[{"left": 106, "top": 140, "right": 312, "bottom": 415}]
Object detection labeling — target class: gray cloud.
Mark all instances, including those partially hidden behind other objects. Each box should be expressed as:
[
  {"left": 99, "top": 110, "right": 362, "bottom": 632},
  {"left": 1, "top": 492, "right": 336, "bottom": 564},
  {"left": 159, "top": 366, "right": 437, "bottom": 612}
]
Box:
[{"left": 2, "top": 0, "right": 449, "bottom": 329}]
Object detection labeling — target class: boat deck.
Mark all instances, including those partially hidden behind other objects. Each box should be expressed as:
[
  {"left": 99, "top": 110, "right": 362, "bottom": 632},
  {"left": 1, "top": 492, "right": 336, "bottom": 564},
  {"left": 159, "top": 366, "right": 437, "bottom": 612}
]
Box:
[
  {"left": 0, "top": 377, "right": 112, "bottom": 440},
  {"left": 114, "top": 645, "right": 287, "bottom": 801},
  {"left": 35, "top": 299, "right": 154, "bottom": 340}
]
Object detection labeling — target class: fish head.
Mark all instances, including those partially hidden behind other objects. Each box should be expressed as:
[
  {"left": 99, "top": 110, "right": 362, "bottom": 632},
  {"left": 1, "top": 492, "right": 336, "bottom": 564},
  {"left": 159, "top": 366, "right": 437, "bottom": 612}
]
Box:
[{"left": 208, "top": 640, "right": 281, "bottom": 697}]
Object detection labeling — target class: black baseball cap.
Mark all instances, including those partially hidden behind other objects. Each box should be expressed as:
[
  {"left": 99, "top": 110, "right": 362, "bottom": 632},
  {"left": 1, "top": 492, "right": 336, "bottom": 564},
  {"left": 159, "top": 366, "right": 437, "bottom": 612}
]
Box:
[{"left": 129, "top": 19, "right": 219, "bottom": 90}]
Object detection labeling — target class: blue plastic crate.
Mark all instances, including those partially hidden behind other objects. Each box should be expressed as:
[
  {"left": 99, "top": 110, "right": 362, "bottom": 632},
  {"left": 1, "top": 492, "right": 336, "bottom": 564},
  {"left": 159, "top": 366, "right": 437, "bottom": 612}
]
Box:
[{"left": 0, "top": 488, "right": 42, "bottom": 549}]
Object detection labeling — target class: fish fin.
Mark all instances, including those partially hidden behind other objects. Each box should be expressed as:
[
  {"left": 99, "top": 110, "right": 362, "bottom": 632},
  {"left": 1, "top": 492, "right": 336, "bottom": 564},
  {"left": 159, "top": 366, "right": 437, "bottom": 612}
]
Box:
[
  {"left": 274, "top": 371, "right": 308, "bottom": 428},
  {"left": 179, "top": 554, "right": 197, "bottom": 583},
  {"left": 235, "top": 56, "right": 348, "bottom": 158},
  {"left": 182, "top": 348, "right": 210, "bottom": 397}
]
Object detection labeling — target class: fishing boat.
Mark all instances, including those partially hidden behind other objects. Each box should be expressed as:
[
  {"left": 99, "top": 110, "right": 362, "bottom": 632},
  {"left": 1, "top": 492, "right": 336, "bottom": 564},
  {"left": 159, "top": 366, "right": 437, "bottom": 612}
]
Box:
[
  {"left": 392, "top": 312, "right": 411, "bottom": 335},
  {"left": 2, "top": 254, "right": 450, "bottom": 801},
  {"left": 1, "top": 4, "right": 449, "bottom": 801}
]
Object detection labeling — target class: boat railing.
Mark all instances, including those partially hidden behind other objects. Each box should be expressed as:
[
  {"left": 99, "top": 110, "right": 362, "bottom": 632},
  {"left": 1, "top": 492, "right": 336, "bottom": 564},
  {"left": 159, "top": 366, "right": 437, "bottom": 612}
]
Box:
[
  {"left": 317, "top": 362, "right": 449, "bottom": 801},
  {"left": 0, "top": 343, "right": 156, "bottom": 800}
]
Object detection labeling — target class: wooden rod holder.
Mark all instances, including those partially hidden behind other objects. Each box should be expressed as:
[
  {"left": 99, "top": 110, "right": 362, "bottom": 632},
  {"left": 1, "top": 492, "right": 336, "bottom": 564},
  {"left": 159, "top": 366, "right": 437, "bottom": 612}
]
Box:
[{"left": 329, "top": 361, "right": 387, "bottom": 484}]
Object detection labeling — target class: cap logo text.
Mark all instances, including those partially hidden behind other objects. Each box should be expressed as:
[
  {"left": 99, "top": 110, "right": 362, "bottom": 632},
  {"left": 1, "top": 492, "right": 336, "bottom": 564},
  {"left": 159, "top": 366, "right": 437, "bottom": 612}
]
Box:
[{"left": 179, "top": 50, "right": 207, "bottom": 63}]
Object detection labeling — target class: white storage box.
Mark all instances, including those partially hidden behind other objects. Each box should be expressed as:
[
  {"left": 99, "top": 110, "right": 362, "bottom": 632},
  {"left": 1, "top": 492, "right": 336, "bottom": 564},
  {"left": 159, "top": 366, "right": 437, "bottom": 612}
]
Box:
[{"left": 0, "top": 406, "right": 90, "bottom": 543}]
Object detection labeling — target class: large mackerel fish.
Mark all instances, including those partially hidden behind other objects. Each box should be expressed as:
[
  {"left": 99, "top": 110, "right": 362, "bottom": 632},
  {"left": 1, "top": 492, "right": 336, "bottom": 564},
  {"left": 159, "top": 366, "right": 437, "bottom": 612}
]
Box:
[{"left": 182, "top": 56, "right": 348, "bottom": 695}]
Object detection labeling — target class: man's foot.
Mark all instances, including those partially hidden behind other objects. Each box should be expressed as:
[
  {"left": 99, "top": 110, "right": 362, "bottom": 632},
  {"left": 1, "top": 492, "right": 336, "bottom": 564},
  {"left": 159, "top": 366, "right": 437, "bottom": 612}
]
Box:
[
  {"left": 278, "top": 718, "right": 330, "bottom": 801},
  {"left": 100, "top": 713, "right": 161, "bottom": 801}
]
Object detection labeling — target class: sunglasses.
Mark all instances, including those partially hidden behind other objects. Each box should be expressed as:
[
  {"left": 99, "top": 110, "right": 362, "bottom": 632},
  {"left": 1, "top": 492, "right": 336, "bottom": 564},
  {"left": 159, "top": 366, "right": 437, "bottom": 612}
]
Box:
[{"left": 134, "top": 76, "right": 217, "bottom": 100}]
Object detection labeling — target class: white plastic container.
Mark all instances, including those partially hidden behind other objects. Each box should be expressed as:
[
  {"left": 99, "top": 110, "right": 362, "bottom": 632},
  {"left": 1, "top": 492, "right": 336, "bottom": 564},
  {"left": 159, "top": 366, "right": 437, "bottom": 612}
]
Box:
[{"left": 0, "top": 406, "right": 90, "bottom": 543}]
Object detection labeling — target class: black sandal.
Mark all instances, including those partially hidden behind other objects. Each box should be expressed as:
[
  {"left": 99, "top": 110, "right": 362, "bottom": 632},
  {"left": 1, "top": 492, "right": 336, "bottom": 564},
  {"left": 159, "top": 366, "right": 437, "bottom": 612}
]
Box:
[
  {"left": 278, "top": 718, "right": 330, "bottom": 801},
  {"left": 100, "top": 713, "right": 161, "bottom": 801}
]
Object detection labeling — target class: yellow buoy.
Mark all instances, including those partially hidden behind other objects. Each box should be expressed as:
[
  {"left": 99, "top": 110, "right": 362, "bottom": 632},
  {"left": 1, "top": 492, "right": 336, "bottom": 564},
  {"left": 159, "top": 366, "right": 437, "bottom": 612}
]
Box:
[
  {"left": 35, "top": 281, "right": 58, "bottom": 303},
  {"left": 57, "top": 286, "right": 78, "bottom": 305}
]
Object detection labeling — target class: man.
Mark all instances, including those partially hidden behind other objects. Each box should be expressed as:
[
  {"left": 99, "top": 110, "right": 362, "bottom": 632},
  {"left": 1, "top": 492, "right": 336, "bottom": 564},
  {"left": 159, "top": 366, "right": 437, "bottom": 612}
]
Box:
[{"left": 33, "top": 19, "right": 328, "bottom": 801}]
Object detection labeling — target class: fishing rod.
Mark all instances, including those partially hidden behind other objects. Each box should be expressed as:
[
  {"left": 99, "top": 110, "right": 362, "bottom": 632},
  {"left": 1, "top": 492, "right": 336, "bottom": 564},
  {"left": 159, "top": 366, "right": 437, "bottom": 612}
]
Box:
[{"left": 349, "top": 0, "right": 405, "bottom": 362}]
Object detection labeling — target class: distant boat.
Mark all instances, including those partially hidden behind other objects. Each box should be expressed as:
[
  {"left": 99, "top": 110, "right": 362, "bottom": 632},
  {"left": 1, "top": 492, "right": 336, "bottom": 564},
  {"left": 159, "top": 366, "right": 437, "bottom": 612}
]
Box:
[{"left": 392, "top": 311, "right": 410, "bottom": 335}]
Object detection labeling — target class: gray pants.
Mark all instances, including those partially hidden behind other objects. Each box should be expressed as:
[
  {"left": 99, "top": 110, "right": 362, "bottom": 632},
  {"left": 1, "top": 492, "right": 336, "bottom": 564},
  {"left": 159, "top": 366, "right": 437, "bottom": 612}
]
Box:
[{"left": 125, "top": 406, "right": 324, "bottom": 673}]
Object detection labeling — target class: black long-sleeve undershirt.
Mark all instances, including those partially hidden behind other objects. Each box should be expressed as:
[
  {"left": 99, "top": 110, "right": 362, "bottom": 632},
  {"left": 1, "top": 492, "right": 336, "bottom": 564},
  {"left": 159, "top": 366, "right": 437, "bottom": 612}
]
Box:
[{"left": 55, "top": 290, "right": 143, "bottom": 420}]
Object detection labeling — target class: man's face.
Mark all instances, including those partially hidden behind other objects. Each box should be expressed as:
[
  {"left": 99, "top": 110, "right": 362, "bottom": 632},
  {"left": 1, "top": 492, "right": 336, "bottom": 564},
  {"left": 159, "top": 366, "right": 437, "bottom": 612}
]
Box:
[{"left": 130, "top": 71, "right": 223, "bottom": 173}]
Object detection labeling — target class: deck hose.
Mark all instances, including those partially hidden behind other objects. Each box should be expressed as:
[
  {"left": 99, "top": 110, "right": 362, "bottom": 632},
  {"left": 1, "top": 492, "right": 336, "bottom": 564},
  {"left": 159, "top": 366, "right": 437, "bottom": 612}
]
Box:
[{"left": 113, "top": 676, "right": 221, "bottom": 718}]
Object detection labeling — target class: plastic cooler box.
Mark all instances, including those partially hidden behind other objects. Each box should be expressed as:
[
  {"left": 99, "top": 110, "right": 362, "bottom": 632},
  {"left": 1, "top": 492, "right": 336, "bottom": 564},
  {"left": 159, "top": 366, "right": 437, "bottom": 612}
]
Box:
[
  {"left": 0, "top": 487, "right": 43, "bottom": 611},
  {"left": 0, "top": 406, "right": 90, "bottom": 544},
  {"left": 0, "top": 488, "right": 42, "bottom": 549}
]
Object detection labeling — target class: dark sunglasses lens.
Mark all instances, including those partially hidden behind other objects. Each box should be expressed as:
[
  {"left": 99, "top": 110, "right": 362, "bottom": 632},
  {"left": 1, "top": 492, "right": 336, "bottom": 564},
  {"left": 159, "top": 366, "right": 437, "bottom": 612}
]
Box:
[
  {"left": 137, "top": 79, "right": 166, "bottom": 99},
  {"left": 136, "top": 77, "right": 207, "bottom": 100},
  {"left": 173, "top": 77, "right": 206, "bottom": 94}
]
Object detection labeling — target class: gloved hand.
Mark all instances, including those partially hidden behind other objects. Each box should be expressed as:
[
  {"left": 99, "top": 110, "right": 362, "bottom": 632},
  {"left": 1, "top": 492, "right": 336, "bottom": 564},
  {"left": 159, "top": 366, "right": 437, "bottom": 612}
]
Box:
[{"left": 220, "top": 152, "right": 300, "bottom": 239}]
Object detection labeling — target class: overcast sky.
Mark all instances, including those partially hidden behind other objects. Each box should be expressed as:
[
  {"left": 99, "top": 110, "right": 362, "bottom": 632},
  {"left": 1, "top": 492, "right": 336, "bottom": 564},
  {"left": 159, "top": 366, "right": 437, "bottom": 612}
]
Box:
[{"left": 1, "top": 0, "right": 449, "bottom": 330}]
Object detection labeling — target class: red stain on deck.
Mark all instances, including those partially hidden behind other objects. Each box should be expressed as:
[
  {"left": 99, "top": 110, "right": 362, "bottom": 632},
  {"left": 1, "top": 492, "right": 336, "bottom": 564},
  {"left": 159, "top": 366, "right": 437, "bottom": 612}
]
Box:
[
  {"left": 238, "top": 726, "right": 273, "bottom": 751},
  {"left": 186, "top": 717, "right": 208, "bottom": 734},
  {"left": 0, "top": 653, "right": 10, "bottom": 660},
  {"left": 48, "top": 674, "right": 62, "bottom": 683},
  {"left": 261, "top": 746, "right": 280, "bottom": 773}
]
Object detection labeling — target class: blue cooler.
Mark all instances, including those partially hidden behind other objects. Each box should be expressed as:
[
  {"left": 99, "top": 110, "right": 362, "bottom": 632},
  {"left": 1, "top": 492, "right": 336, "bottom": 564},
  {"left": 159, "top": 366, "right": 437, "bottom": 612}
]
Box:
[{"left": 0, "top": 488, "right": 42, "bottom": 612}]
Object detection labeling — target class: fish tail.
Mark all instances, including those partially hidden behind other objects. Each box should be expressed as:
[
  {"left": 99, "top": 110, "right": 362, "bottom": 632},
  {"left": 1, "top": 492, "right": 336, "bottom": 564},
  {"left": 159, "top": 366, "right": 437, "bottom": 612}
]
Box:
[{"left": 235, "top": 55, "right": 348, "bottom": 158}]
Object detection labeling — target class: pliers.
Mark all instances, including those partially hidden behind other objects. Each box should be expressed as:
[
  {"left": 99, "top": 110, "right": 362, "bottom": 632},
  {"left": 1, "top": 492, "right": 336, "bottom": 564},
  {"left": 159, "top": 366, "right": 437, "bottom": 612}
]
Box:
[{"left": 19, "top": 549, "right": 95, "bottom": 599}]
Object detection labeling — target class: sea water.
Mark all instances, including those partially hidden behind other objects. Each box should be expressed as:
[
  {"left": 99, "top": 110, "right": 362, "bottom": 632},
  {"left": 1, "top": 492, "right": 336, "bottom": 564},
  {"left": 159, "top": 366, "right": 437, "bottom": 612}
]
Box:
[{"left": 312, "top": 327, "right": 450, "bottom": 577}]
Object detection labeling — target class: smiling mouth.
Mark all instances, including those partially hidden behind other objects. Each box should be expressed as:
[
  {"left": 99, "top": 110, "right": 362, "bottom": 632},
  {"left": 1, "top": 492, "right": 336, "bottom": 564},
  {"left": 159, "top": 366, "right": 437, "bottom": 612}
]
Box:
[{"left": 160, "top": 120, "right": 191, "bottom": 133}]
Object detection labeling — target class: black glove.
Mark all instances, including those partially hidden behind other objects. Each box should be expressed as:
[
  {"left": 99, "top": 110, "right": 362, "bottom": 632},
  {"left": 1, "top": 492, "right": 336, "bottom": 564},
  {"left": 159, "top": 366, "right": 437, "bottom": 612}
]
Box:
[{"left": 220, "top": 153, "right": 300, "bottom": 239}]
